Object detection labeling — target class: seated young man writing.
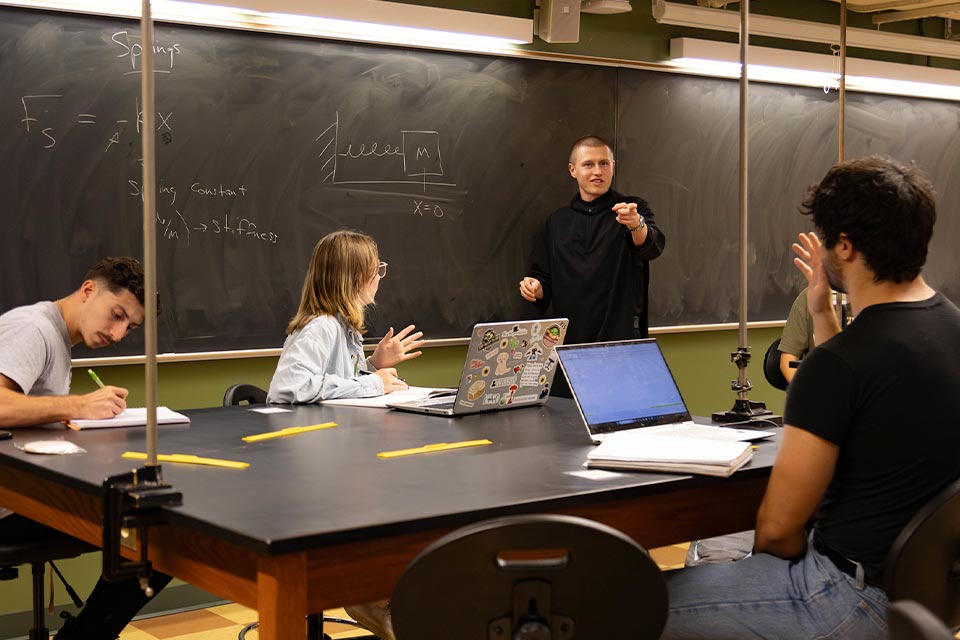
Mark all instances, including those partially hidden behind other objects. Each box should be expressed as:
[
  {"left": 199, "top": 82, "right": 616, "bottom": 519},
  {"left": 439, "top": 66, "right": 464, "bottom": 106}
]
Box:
[{"left": 0, "top": 257, "right": 171, "bottom": 639}]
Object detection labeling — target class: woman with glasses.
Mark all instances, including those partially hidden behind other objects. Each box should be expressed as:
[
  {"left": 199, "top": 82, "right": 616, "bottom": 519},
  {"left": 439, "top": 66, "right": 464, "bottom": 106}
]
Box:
[{"left": 267, "top": 229, "right": 424, "bottom": 403}]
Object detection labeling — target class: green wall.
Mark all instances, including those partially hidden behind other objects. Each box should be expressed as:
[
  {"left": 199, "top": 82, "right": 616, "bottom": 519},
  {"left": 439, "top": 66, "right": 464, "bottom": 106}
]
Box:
[{"left": 65, "top": 328, "right": 786, "bottom": 415}]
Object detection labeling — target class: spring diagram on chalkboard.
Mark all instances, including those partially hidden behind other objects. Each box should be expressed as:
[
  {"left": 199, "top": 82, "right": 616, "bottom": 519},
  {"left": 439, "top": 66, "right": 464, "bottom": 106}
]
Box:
[{"left": 315, "top": 111, "right": 464, "bottom": 219}]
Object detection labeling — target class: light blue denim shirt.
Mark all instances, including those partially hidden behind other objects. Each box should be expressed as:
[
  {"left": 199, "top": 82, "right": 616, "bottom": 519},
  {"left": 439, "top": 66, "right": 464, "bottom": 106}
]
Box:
[{"left": 267, "top": 314, "right": 383, "bottom": 403}]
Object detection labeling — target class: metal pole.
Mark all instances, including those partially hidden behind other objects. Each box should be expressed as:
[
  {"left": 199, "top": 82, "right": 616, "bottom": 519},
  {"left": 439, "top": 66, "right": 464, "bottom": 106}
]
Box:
[
  {"left": 839, "top": 0, "right": 847, "bottom": 163},
  {"left": 737, "top": 0, "right": 749, "bottom": 400},
  {"left": 140, "top": 0, "right": 158, "bottom": 466},
  {"left": 837, "top": 0, "right": 848, "bottom": 324}
]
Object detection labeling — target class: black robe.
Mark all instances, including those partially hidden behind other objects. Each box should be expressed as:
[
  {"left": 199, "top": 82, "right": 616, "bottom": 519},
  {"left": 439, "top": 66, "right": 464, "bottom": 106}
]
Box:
[{"left": 528, "top": 188, "right": 665, "bottom": 345}]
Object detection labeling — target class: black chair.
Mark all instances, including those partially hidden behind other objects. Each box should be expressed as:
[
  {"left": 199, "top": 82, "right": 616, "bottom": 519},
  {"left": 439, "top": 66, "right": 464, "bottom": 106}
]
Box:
[
  {"left": 762, "top": 338, "right": 789, "bottom": 391},
  {"left": 888, "top": 600, "right": 955, "bottom": 640},
  {"left": 224, "top": 384, "right": 374, "bottom": 640},
  {"left": 883, "top": 477, "right": 960, "bottom": 629},
  {"left": 0, "top": 530, "right": 96, "bottom": 640},
  {"left": 223, "top": 383, "right": 268, "bottom": 406},
  {"left": 392, "top": 514, "right": 668, "bottom": 640}
]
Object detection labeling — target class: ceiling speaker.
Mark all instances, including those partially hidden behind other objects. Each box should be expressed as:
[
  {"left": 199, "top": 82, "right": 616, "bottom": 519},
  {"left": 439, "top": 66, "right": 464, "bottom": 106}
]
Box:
[{"left": 539, "top": 0, "right": 581, "bottom": 43}]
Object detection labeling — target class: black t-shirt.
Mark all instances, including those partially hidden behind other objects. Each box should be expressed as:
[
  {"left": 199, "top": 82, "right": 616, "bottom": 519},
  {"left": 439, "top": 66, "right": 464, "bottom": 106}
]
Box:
[
  {"left": 784, "top": 292, "right": 960, "bottom": 581},
  {"left": 528, "top": 189, "right": 665, "bottom": 345}
]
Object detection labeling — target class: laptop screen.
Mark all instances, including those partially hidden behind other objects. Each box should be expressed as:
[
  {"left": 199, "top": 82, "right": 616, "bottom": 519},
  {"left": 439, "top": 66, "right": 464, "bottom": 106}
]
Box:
[{"left": 555, "top": 339, "right": 692, "bottom": 435}]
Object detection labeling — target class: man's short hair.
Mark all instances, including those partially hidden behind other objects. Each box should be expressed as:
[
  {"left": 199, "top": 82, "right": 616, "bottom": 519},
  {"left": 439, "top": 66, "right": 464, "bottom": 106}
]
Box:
[
  {"left": 85, "top": 257, "right": 151, "bottom": 308},
  {"left": 801, "top": 155, "right": 936, "bottom": 283},
  {"left": 569, "top": 135, "right": 614, "bottom": 164}
]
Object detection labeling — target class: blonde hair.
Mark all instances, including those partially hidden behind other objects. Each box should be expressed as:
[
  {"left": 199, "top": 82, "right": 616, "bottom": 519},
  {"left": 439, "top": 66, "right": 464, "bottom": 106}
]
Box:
[{"left": 287, "top": 230, "right": 379, "bottom": 334}]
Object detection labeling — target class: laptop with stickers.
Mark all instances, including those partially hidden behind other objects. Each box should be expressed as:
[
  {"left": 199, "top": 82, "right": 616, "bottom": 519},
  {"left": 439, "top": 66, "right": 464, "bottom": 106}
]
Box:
[
  {"left": 555, "top": 339, "right": 774, "bottom": 443},
  {"left": 387, "top": 318, "right": 568, "bottom": 416}
]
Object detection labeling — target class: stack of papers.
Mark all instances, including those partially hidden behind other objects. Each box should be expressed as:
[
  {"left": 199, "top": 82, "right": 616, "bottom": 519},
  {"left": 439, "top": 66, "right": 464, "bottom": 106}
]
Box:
[
  {"left": 586, "top": 432, "right": 753, "bottom": 478},
  {"left": 68, "top": 407, "right": 191, "bottom": 430},
  {"left": 322, "top": 386, "right": 456, "bottom": 409}
]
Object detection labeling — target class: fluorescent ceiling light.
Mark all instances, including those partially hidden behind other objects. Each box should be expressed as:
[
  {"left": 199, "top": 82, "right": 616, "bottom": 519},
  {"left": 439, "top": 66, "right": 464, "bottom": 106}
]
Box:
[
  {"left": 1, "top": 0, "right": 533, "bottom": 53},
  {"left": 669, "top": 37, "right": 960, "bottom": 101},
  {"left": 872, "top": 2, "right": 960, "bottom": 26},
  {"left": 581, "top": 0, "right": 633, "bottom": 14},
  {"left": 654, "top": 0, "right": 960, "bottom": 61}
]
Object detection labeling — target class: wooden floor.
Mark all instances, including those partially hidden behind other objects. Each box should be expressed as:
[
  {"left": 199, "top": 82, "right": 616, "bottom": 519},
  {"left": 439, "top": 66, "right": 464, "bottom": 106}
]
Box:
[
  {"left": 118, "top": 604, "right": 368, "bottom": 640},
  {"left": 112, "top": 544, "right": 690, "bottom": 640}
]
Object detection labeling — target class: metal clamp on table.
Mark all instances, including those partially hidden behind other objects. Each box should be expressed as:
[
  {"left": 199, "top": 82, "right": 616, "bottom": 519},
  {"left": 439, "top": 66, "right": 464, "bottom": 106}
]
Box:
[{"left": 102, "top": 464, "right": 182, "bottom": 595}]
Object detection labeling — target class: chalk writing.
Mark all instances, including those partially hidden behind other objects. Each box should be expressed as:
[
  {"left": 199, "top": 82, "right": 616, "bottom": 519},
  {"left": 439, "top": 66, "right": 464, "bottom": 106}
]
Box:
[
  {"left": 156, "top": 209, "right": 189, "bottom": 242},
  {"left": 190, "top": 182, "right": 248, "bottom": 197},
  {"left": 154, "top": 210, "right": 279, "bottom": 246},
  {"left": 339, "top": 142, "right": 403, "bottom": 159},
  {"left": 129, "top": 183, "right": 275, "bottom": 246},
  {"left": 20, "top": 95, "right": 173, "bottom": 151},
  {"left": 402, "top": 131, "right": 443, "bottom": 177},
  {"left": 106, "top": 98, "right": 173, "bottom": 152},
  {"left": 20, "top": 95, "right": 62, "bottom": 148},
  {"left": 413, "top": 200, "right": 444, "bottom": 218},
  {"left": 317, "top": 111, "right": 457, "bottom": 192},
  {"left": 129, "top": 179, "right": 178, "bottom": 206},
  {"left": 110, "top": 30, "right": 181, "bottom": 74}
]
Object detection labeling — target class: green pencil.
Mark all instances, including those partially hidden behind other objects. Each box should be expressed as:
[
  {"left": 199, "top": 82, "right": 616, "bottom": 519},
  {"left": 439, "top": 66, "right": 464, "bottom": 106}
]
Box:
[{"left": 87, "top": 369, "right": 105, "bottom": 389}]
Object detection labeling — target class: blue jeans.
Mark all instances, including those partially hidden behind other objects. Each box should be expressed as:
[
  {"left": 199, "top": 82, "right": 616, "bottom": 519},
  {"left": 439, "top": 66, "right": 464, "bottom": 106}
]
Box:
[{"left": 662, "top": 538, "right": 889, "bottom": 639}]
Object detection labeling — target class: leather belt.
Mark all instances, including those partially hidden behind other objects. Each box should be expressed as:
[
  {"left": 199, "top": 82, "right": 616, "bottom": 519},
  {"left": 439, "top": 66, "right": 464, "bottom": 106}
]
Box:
[{"left": 813, "top": 537, "right": 882, "bottom": 588}]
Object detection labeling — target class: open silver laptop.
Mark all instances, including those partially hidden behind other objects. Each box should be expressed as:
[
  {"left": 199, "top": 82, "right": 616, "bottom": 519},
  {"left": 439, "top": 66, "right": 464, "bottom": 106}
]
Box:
[
  {"left": 554, "top": 339, "right": 774, "bottom": 443},
  {"left": 388, "top": 318, "right": 568, "bottom": 416}
]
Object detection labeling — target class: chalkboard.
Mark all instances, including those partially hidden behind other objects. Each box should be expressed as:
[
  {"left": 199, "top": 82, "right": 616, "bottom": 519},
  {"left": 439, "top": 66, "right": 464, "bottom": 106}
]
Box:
[
  {"left": 3, "top": 7, "right": 960, "bottom": 357},
  {"left": 0, "top": 7, "right": 614, "bottom": 356},
  {"left": 618, "top": 72, "right": 960, "bottom": 325}
]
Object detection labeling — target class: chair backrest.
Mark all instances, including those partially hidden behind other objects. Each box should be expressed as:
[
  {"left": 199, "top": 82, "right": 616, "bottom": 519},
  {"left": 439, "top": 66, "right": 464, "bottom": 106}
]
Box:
[
  {"left": 888, "top": 600, "right": 956, "bottom": 640},
  {"left": 223, "top": 383, "right": 268, "bottom": 407},
  {"left": 762, "top": 338, "right": 789, "bottom": 391},
  {"left": 884, "top": 477, "right": 960, "bottom": 628},
  {"left": 392, "top": 514, "right": 668, "bottom": 640}
]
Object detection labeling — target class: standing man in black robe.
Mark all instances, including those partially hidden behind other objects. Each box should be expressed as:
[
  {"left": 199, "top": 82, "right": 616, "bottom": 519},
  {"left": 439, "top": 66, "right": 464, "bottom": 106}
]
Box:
[{"left": 520, "top": 135, "right": 666, "bottom": 397}]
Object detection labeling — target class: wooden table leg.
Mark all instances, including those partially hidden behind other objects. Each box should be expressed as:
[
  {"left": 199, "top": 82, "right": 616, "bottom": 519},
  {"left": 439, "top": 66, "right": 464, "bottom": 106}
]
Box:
[{"left": 257, "top": 552, "right": 308, "bottom": 640}]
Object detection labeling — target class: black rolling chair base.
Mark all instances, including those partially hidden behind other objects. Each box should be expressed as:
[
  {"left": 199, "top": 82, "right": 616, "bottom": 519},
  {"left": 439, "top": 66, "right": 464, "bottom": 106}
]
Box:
[
  {"left": 237, "top": 615, "right": 376, "bottom": 640},
  {"left": 0, "top": 533, "right": 95, "bottom": 640}
]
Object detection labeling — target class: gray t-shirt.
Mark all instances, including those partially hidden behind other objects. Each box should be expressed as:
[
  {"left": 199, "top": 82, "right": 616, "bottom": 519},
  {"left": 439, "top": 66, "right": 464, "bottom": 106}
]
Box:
[
  {"left": 0, "top": 301, "right": 72, "bottom": 521},
  {"left": 0, "top": 301, "right": 72, "bottom": 396}
]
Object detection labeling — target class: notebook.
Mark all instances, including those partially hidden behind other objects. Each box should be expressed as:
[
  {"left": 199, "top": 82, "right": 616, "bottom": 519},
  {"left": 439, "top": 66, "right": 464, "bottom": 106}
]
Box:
[
  {"left": 388, "top": 318, "right": 568, "bottom": 416},
  {"left": 554, "top": 339, "right": 774, "bottom": 444},
  {"left": 66, "top": 407, "right": 191, "bottom": 430},
  {"left": 585, "top": 432, "right": 754, "bottom": 477}
]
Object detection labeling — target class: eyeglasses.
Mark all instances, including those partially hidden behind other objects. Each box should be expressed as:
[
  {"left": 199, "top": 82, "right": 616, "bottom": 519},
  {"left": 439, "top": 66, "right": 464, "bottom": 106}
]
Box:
[{"left": 377, "top": 261, "right": 388, "bottom": 278}]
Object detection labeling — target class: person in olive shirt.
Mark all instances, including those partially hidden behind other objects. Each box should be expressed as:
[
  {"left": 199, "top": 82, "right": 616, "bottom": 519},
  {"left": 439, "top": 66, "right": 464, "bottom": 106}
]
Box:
[
  {"left": 778, "top": 287, "right": 815, "bottom": 384},
  {"left": 519, "top": 135, "right": 665, "bottom": 397}
]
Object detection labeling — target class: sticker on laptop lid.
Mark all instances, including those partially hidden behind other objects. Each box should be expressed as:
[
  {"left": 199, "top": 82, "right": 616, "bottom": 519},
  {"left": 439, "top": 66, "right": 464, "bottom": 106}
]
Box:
[
  {"left": 477, "top": 329, "right": 497, "bottom": 351},
  {"left": 542, "top": 324, "right": 563, "bottom": 348},
  {"left": 467, "top": 380, "right": 486, "bottom": 401}
]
